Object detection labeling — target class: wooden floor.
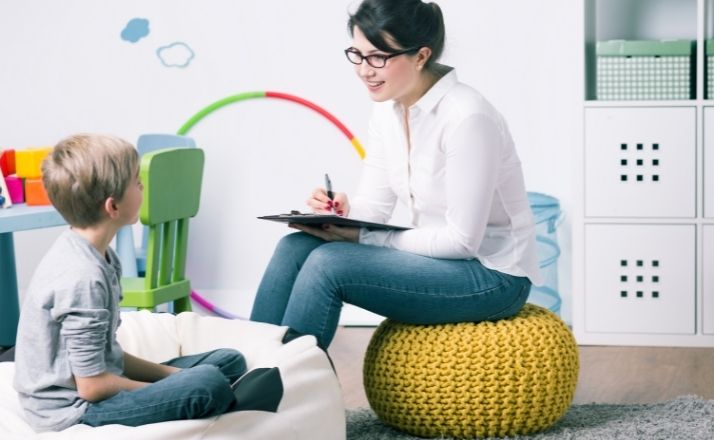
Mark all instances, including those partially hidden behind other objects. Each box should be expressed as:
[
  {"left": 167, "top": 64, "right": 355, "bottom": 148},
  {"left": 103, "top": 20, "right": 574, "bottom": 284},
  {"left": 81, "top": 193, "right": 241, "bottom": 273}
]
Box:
[{"left": 330, "top": 326, "right": 714, "bottom": 409}]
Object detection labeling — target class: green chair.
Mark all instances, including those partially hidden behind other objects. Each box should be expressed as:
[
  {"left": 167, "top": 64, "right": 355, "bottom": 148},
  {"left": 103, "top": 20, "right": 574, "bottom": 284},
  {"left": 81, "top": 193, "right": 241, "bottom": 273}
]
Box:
[{"left": 120, "top": 147, "right": 205, "bottom": 312}]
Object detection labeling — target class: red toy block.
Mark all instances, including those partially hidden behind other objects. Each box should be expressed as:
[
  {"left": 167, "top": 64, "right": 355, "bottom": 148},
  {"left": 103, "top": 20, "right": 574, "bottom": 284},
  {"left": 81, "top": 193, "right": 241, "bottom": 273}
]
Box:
[
  {"left": 25, "top": 178, "right": 51, "bottom": 206},
  {"left": 0, "top": 149, "right": 15, "bottom": 176},
  {"left": 5, "top": 175, "right": 23, "bottom": 203}
]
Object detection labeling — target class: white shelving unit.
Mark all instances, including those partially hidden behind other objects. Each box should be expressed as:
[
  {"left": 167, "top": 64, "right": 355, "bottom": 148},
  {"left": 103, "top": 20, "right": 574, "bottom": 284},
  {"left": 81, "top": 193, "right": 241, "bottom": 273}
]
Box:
[{"left": 576, "top": 0, "right": 714, "bottom": 346}]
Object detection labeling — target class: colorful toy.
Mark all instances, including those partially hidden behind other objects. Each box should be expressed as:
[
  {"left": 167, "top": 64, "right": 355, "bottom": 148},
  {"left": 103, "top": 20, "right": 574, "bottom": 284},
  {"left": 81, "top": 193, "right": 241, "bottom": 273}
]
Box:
[
  {"left": 0, "top": 146, "right": 54, "bottom": 206},
  {"left": 0, "top": 149, "right": 15, "bottom": 176},
  {"left": 0, "top": 170, "right": 10, "bottom": 209},
  {"left": 25, "top": 178, "right": 51, "bottom": 206},
  {"left": 15, "top": 147, "right": 51, "bottom": 179},
  {"left": 4, "top": 175, "right": 23, "bottom": 204},
  {"left": 176, "top": 90, "right": 364, "bottom": 319}
]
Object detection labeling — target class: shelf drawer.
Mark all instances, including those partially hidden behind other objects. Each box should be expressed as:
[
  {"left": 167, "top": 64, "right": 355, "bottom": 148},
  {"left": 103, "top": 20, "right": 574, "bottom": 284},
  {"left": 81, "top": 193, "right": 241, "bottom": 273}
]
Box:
[
  {"left": 585, "top": 107, "right": 695, "bottom": 218},
  {"left": 704, "top": 108, "right": 714, "bottom": 218},
  {"left": 584, "top": 224, "right": 695, "bottom": 335},
  {"left": 704, "top": 225, "right": 714, "bottom": 335}
]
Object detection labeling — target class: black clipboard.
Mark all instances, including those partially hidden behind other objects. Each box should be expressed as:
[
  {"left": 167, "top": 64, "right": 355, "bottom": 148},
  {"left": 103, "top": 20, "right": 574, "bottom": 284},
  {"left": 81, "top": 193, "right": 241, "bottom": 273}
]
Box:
[{"left": 258, "top": 211, "right": 411, "bottom": 231}]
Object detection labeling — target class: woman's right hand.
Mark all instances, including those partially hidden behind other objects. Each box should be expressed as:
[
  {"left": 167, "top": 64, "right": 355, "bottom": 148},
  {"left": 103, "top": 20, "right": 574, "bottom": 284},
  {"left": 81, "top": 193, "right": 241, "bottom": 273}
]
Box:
[{"left": 307, "top": 188, "right": 350, "bottom": 216}]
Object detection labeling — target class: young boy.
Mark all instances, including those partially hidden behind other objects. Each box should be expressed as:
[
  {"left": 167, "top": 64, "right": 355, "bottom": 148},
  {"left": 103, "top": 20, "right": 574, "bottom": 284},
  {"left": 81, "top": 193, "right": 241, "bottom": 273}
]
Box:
[{"left": 13, "top": 134, "right": 247, "bottom": 432}]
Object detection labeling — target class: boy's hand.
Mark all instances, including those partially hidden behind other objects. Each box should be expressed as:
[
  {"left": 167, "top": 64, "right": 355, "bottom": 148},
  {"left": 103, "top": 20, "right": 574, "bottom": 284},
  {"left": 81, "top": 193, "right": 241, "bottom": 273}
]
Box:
[
  {"left": 163, "top": 365, "right": 182, "bottom": 375},
  {"left": 123, "top": 352, "right": 180, "bottom": 382}
]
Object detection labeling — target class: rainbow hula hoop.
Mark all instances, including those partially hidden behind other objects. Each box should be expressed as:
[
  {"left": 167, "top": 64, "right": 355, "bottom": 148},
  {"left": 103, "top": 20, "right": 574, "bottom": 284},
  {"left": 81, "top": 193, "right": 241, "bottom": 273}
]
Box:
[
  {"left": 178, "top": 91, "right": 365, "bottom": 158},
  {"left": 178, "top": 90, "right": 364, "bottom": 319}
]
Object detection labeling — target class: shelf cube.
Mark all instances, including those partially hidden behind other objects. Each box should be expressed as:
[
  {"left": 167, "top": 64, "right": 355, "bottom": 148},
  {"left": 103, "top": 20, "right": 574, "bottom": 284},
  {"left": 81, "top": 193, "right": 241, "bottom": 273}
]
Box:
[
  {"left": 704, "top": 225, "right": 714, "bottom": 335},
  {"left": 585, "top": 107, "right": 695, "bottom": 218},
  {"left": 584, "top": 224, "right": 695, "bottom": 335},
  {"left": 705, "top": 108, "right": 714, "bottom": 218}
]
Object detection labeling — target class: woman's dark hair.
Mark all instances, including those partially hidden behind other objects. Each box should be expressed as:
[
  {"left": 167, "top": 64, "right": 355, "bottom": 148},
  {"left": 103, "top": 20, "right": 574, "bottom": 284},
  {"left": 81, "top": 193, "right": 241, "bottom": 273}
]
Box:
[{"left": 348, "top": 0, "right": 445, "bottom": 71}]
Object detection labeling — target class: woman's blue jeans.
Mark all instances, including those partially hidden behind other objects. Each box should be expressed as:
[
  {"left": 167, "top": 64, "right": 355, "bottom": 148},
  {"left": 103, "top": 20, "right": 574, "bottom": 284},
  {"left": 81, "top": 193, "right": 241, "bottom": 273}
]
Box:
[
  {"left": 80, "top": 348, "right": 246, "bottom": 427},
  {"left": 250, "top": 232, "right": 532, "bottom": 349}
]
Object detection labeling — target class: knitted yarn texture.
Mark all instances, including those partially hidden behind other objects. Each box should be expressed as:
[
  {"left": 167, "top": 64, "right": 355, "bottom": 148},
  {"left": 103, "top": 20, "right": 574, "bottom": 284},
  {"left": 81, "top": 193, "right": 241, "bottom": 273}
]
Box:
[{"left": 363, "top": 304, "right": 579, "bottom": 438}]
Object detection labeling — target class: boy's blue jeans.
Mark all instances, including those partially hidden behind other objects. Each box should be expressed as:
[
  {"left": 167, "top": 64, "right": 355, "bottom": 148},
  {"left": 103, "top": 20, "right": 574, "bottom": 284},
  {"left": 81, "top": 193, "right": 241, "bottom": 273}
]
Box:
[
  {"left": 250, "top": 232, "right": 532, "bottom": 349},
  {"left": 80, "top": 348, "right": 246, "bottom": 427}
]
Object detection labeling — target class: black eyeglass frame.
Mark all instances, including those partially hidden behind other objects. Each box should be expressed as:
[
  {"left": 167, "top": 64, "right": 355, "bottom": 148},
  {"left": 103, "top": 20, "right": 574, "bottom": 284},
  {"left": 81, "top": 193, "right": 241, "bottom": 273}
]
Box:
[{"left": 344, "top": 47, "right": 420, "bottom": 68}]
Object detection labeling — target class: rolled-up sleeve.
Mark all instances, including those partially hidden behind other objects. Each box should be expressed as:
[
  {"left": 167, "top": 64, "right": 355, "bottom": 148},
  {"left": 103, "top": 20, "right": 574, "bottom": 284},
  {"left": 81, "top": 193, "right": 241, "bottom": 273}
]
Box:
[{"left": 51, "top": 279, "right": 111, "bottom": 377}]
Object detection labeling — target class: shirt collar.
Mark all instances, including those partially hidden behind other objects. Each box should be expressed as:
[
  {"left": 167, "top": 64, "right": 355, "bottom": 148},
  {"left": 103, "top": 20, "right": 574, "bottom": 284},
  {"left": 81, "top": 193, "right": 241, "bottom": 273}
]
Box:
[{"left": 393, "top": 65, "right": 457, "bottom": 115}]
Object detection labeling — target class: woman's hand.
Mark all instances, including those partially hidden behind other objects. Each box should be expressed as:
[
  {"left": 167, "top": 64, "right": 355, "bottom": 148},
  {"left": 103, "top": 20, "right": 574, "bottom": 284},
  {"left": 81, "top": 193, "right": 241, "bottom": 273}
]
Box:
[
  {"left": 299, "top": 187, "right": 357, "bottom": 241},
  {"left": 289, "top": 223, "right": 360, "bottom": 243},
  {"left": 307, "top": 188, "right": 350, "bottom": 216}
]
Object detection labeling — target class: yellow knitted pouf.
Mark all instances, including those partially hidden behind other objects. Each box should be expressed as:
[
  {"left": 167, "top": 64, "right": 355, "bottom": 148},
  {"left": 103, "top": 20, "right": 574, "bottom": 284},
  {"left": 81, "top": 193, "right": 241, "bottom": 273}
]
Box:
[{"left": 363, "top": 304, "right": 579, "bottom": 439}]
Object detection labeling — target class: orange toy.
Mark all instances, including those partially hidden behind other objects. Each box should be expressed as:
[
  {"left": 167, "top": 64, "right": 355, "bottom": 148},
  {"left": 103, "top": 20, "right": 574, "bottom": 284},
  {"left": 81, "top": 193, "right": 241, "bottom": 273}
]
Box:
[{"left": 25, "top": 178, "right": 51, "bottom": 206}]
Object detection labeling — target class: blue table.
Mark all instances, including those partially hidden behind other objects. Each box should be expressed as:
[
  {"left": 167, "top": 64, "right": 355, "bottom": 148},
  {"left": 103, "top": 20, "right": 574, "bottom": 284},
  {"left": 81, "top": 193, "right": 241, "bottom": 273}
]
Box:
[{"left": 0, "top": 204, "right": 65, "bottom": 346}]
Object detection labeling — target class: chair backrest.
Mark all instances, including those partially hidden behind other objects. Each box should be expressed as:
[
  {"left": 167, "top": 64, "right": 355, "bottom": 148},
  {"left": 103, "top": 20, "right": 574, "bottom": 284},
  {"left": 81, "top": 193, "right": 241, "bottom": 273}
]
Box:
[
  {"left": 115, "top": 134, "right": 197, "bottom": 278},
  {"left": 141, "top": 148, "right": 205, "bottom": 289},
  {"left": 137, "top": 134, "right": 196, "bottom": 252}
]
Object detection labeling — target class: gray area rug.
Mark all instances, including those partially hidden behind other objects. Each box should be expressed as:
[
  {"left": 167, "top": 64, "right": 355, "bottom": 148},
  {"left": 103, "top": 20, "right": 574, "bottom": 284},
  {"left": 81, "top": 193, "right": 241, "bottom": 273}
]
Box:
[{"left": 346, "top": 395, "right": 714, "bottom": 440}]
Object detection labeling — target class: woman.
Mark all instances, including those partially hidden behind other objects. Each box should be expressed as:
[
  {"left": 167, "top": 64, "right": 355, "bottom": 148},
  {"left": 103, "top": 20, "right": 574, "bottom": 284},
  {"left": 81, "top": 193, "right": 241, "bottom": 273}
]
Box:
[{"left": 251, "top": 0, "right": 542, "bottom": 349}]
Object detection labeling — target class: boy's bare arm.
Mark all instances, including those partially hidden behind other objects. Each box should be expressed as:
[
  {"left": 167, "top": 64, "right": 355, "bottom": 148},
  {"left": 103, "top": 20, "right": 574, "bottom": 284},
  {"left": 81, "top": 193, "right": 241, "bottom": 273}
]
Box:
[
  {"left": 122, "top": 351, "right": 181, "bottom": 383},
  {"left": 74, "top": 372, "right": 148, "bottom": 402},
  {"left": 74, "top": 353, "right": 180, "bottom": 402}
]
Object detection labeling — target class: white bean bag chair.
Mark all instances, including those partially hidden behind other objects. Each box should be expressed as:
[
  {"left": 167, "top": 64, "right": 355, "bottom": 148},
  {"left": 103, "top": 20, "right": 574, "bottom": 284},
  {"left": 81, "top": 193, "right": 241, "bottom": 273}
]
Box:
[{"left": 0, "top": 311, "right": 345, "bottom": 440}]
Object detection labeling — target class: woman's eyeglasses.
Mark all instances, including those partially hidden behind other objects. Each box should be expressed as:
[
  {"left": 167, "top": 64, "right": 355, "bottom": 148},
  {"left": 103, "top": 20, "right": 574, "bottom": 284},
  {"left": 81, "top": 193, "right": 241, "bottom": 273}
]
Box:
[{"left": 344, "top": 47, "right": 419, "bottom": 68}]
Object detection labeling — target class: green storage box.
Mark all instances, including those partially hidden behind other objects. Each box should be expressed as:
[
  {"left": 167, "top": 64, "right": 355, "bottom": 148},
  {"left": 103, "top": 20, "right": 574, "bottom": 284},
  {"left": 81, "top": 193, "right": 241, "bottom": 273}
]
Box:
[{"left": 596, "top": 40, "right": 695, "bottom": 100}]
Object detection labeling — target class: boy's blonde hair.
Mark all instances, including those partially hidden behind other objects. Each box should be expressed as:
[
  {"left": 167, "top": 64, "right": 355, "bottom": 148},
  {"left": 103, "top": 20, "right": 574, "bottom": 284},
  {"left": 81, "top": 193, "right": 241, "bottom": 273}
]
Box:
[{"left": 42, "top": 134, "right": 139, "bottom": 228}]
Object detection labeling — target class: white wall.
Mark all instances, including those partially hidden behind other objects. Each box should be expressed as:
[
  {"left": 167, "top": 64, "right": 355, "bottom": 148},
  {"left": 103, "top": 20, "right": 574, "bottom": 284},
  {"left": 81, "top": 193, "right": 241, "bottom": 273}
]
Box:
[{"left": 1, "top": 0, "right": 581, "bottom": 324}]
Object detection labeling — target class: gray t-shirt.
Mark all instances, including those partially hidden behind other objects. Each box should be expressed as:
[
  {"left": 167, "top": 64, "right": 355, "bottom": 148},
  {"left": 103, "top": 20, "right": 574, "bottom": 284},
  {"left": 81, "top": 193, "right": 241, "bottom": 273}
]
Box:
[{"left": 13, "top": 229, "right": 124, "bottom": 432}]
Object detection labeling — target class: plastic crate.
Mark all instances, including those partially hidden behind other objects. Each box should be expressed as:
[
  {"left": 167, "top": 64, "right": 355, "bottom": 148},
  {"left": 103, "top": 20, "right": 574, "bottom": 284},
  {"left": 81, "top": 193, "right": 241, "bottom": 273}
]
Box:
[{"left": 596, "top": 40, "right": 694, "bottom": 100}]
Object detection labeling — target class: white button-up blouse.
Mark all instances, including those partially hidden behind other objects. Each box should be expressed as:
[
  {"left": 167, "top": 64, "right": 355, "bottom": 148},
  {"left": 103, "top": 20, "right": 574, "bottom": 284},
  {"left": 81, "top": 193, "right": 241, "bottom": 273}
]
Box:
[{"left": 349, "top": 67, "right": 542, "bottom": 284}]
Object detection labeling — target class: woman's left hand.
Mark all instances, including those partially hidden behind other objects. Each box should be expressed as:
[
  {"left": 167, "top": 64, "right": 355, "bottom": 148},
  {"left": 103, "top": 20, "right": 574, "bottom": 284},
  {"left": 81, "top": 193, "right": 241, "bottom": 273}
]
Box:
[{"left": 288, "top": 223, "right": 360, "bottom": 243}]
